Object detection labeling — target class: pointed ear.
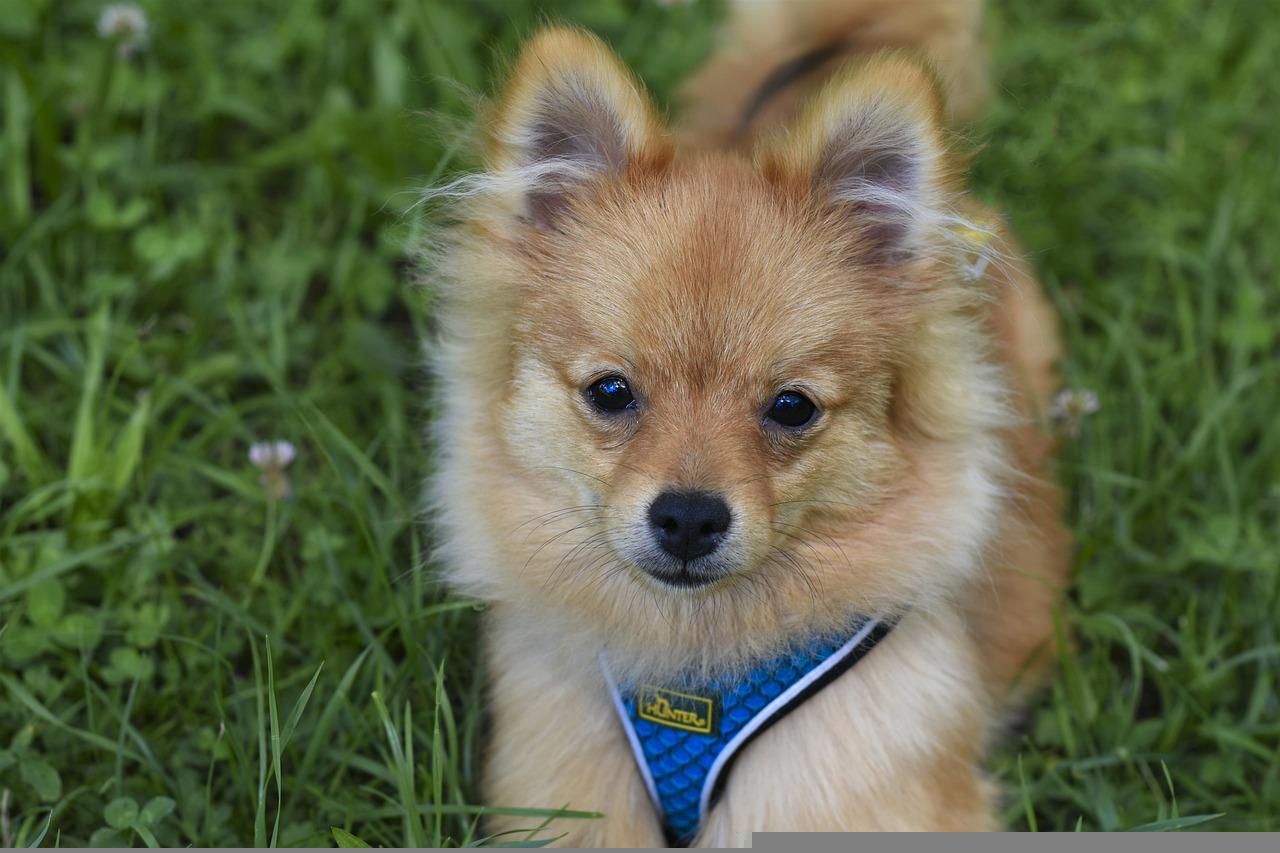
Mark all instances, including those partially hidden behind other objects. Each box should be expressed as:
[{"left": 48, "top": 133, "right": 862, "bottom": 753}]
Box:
[
  {"left": 484, "top": 28, "right": 668, "bottom": 229},
  {"left": 759, "top": 55, "right": 952, "bottom": 266}
]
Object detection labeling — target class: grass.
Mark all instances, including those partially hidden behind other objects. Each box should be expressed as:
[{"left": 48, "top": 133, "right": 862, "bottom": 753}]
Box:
[{"left": 0, "top": 0, "right": 1277, "bottom": 845}]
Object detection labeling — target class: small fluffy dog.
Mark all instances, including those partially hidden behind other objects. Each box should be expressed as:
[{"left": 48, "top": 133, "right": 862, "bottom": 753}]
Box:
[{"left": 427, "top": 0, "right": 1068, "bottom": 844}]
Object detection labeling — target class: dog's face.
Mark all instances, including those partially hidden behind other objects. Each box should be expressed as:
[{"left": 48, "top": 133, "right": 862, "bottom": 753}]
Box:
[
  {"left": 505, "top": 161, "right": 912, "bottom": 593},
  {"left": 434, "top": 30, "right": 1003, "bottom": 667}
]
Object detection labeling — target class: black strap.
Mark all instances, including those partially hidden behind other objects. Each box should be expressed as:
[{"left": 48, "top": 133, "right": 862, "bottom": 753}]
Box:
[{"left": 735, "top": 42, "right": 848, "bottom": 140}]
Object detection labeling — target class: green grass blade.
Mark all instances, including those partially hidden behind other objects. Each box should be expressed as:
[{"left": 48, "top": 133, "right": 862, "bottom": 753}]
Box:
[
  {"left": 266, "top": 637, "right": 283, "bottom": 848},
  {"left": 280, "top": 661, "right": 325, "bottom": 752},
  {"left": 108, "top": 389, "right": 151, "bottom": 491},
  {"left": 66, "top": 306, "right": 109, "bottom": 486},
  {"left": 331, "top": 827, "right": 372, "bottom": 848},
  {"left": 0, "top": 375, "right": 50, "bottom": 482},
  {"left": 431, "top": 659, "right": 446, "bottom": 846},
  {"left": 250, "top": 636, "right": 268, "bottom": 848},
  {"left": 292, "top": 649, "right": 371, "bottom": 792},
  {"left": 1127, "top": 814, "right": 1225, "bottom": 832},
  {"left": 370, "top": 690, "right": 426, "bottom": 847}
]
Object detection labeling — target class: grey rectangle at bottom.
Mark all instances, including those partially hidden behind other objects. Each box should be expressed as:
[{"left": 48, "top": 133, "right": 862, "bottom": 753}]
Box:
[{"left": 751, "top": 832, "right": 1277, "bottom": 853}]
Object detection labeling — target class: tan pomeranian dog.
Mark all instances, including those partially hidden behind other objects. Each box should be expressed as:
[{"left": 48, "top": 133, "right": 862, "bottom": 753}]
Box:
[{"left": 426, "top": 0, "right": 1068, "bottom": 845}]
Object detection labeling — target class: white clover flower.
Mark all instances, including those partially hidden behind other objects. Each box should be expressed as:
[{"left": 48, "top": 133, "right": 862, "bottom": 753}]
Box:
[
  {"left": 249, "top": 440, "right": 296, "bottom": 470},
  {"left": 249, "top": 440, "right": 296, "bottom": 500},
  {"left": 97, "top": 3, "right": 150, "bottom": 58},
  {"left": 1050, "top": 389, "right": 1099, "bottom": 436}
]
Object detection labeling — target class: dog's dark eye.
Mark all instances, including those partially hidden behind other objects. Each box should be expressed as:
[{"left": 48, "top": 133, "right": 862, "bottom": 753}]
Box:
[
  {"left": 587, "top": 375, "right": 636, "bottom": 413},
  {"left": 767, "top": 391, "right": 817, "bottom": 428}
]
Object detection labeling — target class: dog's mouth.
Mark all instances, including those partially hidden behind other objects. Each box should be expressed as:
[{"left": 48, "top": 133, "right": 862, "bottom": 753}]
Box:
[
  {"left": 642, "top": 564, "right": 725, "bottom": 590},
  {"left": 626, "top": 551, "right": 741, "bottom": 593}
]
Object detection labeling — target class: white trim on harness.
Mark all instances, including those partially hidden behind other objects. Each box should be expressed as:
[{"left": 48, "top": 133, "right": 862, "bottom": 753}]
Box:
[{"left": 601, "top": 658, "right": 663, "bottom": 817}]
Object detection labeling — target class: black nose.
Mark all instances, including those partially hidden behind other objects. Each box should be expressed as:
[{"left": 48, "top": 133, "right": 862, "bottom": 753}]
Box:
[{"left": 648, "top": 491, "right": 732, "bottom": 561}]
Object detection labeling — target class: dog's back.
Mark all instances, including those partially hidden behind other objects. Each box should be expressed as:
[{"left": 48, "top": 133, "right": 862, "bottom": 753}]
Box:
[{"left": 679, "top": 0, "right": 989, "bottom": 149}]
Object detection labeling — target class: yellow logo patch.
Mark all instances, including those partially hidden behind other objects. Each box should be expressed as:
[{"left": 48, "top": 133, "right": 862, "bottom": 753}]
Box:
[{"left": 637, "top": 686, "right": 716, "bottom": 734}]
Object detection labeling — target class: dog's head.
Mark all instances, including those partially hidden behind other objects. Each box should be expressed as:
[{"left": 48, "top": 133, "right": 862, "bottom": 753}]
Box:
[{"left": 431, "top": 29, "right": 1010, "bottom": 671}]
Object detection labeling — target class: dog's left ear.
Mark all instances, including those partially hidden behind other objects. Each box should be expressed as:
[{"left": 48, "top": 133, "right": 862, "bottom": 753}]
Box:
[
  {"left": 485, "top": 27, "right": 668, "bottom": 229},
  {"left": 759, "top": 55, "right": 952, "bottom": 266}
]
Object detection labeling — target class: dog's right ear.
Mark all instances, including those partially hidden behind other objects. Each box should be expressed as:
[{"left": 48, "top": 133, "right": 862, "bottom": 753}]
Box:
[
  {"left": 757, "top": 55, "right": 953, "bottom": 268},
  {"left": 484, "top": 28, "right": 668, "bottom": 229}
]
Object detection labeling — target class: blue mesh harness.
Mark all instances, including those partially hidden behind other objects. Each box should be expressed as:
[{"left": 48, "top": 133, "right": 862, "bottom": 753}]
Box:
[{"left": 602, "top": 616, "right": 893, "bottom": 845}]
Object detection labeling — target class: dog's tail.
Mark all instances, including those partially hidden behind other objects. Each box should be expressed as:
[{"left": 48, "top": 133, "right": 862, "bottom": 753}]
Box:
[{"left": 678, "top": 0, "right": 989, "bottom": 149}]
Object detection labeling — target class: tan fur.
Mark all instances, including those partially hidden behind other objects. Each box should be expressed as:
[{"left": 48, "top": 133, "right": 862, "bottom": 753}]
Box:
[{"left": 426, "top": 3, "right": 1067, "bottom": 845}]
